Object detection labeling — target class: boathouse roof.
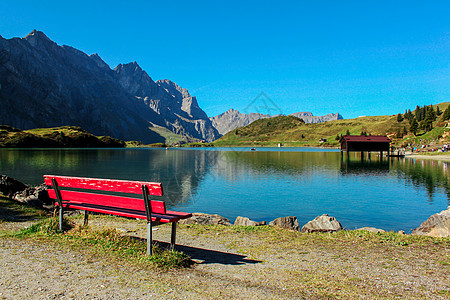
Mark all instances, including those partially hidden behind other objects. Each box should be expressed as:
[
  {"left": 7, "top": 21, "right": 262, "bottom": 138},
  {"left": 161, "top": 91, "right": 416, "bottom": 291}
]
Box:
[
  {"left": 339, "top": 135, "right": 391, "bottom": 143},
  {"left": 339, "top": 135, "right": 391, "bottom": 152}
]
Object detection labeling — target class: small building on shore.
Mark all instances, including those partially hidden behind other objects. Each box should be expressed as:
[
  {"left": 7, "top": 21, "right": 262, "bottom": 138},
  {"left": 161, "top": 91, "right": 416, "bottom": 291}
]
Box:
[{"left": 339, "top": 135, "right": 391, "bottom": 157}]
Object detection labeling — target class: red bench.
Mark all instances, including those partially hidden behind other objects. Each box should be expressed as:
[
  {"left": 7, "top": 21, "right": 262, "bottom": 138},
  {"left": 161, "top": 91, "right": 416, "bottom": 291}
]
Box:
[{"left": 44, "top": 175, "right": 192, "bottom": 255}]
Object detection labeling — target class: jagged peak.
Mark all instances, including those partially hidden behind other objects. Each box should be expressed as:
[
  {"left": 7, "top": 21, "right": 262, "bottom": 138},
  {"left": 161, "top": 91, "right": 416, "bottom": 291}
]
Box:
[
  {"left": 114, "top": 61, "right": 144, "bottom": 73},
  {"left": 24, "top": 29, "right": 52, "bottom": 42},
  {"left": 89, "top": 53, "right": 111, "bottom": 70}
]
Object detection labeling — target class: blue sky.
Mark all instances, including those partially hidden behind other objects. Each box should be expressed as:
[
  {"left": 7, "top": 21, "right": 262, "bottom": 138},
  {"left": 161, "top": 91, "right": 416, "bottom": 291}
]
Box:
[{"left": 1, "top": 1, "right": 449, "bottom": 119}]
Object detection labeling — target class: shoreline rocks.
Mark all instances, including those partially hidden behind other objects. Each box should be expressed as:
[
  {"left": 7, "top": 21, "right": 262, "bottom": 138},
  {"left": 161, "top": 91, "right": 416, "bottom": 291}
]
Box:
[
  {"left": 234, "top": 216, "right": 266, "bottom": 226},
  {"left": 178, "top": 213, "right": 232, "bottom": 226},
  {"left": 301, "top": 214, "right": 343, "bottom": 233},
  {"left": 269, "top": 216, "right": 300, "bottom": 231},
  {"left": 412, "top": 207, "right": 450, "bottom": 238}
]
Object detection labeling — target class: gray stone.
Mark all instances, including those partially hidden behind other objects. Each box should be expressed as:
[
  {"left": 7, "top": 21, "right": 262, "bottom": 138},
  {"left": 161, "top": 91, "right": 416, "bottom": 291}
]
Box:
[
  {"left": 234, "top": 216, "right": 266, "bottom": 226},
  {"left": 356, "top": 227, "right": 385, "bottom": 233},
  {"left": 301, "top": 214, "right": 343, "bottom": 233},
  {"left": 12, "top": 184, "right": 50, "bottom": 208},
  {"left": 412, "top": 207, "right": 450, "bottom": 238},
  {"left": 0, "top": 175, "right": 28, "bottom": 198},
  {"left": 269, "top": 216, "right": 300, "bottom": 231},
  {"left": 398, "top": 230, "right": 406, "bottom": 235},
  {"left": 178, "top": 213, "right": 232, "bottom": 226}
]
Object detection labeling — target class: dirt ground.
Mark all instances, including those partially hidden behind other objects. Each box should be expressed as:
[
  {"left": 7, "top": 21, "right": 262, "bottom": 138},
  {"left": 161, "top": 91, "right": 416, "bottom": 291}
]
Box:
[{"left": 0, "top": 205, "right": 449, "bottom": 299}]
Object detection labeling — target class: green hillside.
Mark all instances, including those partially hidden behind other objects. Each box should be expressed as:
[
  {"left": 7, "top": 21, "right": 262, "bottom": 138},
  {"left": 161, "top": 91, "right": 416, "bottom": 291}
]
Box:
[
  {"left": 0, "top": 126, "right": 126, "bottom": 148},
  {"left": 214, "top": 102, "right": 450, "bottom": 148}
]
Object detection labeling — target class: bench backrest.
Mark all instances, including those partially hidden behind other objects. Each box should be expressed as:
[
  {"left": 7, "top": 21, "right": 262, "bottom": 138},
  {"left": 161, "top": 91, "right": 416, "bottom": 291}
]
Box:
[{"left": 44, "top": 175, "right": 166, "bottom": 214}]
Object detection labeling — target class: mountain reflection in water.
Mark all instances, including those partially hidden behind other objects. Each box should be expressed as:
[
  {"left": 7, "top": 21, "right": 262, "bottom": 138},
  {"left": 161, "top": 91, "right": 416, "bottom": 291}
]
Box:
[{"left": 0, "top": 148, "right": 448, "bottom": 231}]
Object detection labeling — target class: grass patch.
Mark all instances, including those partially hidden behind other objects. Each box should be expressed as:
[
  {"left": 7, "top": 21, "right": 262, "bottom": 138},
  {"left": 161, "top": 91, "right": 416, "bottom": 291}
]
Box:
[{"left": 8, "top": 216, "right": 193, "bottom": 270}]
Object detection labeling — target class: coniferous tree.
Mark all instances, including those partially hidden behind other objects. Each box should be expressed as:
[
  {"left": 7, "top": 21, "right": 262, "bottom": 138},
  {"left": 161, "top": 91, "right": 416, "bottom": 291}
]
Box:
[
  {"left": 410, "top": 118, "right": 419, "bottom": 135},
  {"left": 436, "top": 106, "right": 442, "bottom": 116},
  {"left": 346, "top": 129, "right": 350, "bottom": 136},
  {"left": 443, "top": 105, "right": 450, "bottom": 121},
  {"left": 397, "top": 113, "right": 404, "bottom": 122},
  {"left": 403, "top": 126, "right": 408, "bottom": 136}
]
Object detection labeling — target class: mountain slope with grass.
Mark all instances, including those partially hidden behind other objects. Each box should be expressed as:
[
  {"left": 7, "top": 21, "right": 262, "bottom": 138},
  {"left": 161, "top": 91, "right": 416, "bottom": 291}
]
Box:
[
  {"left": 214, "top": 102, "right": 450, "bottom": 147},
  {"left": 0, "top": 125, "right": 126, "bottom": 148}
]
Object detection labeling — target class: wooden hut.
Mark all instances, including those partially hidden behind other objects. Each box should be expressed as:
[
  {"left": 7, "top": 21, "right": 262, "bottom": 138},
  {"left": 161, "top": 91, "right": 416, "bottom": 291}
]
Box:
[{"left": 339, "top": 135, "right": 391, "bottom": 158}]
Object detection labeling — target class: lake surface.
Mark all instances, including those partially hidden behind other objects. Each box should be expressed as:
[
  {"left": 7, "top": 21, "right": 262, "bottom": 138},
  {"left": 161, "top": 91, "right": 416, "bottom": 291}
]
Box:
[{"left": 1, "top": 147, "right": 449, "bottom": 232}]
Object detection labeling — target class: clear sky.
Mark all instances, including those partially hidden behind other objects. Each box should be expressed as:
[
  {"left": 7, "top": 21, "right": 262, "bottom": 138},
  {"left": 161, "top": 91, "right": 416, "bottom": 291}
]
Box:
[{"left": 1, "top": 1, "right": 449, "bottom": 119}]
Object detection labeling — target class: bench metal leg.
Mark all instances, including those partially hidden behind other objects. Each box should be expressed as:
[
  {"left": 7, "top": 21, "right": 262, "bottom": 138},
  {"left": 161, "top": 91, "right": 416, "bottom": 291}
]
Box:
[
  {"left": 83, "top": 210, "right": 89, "bottom": 226},
  {"left": 147, "top": 221, "right": 152, "bottom": 255},
  {"left": 58, "top": 206, "right": 63, "bottom": 232},
  {"left": 170, "top": 222, "right": 177, "bottom": 251}
]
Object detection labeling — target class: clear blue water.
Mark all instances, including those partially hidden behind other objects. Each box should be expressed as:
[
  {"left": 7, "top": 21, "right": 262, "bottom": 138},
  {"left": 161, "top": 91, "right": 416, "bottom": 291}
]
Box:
[{"left": 1, "top": 147, "right": 449, "bottom": 232}]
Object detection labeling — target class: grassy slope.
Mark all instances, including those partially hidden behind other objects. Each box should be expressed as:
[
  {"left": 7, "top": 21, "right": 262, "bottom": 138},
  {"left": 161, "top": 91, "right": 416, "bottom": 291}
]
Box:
[
  {"left": 215, "top": 102, "right": 450, "bottom": 147},
  {"left": 0, "top": 125, "right": 126, "bottom": 148}
]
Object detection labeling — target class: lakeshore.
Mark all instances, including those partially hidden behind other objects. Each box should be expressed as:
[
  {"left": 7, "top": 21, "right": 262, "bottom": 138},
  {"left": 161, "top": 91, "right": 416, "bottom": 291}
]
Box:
[{"left": 0, "top": 198, "right": 449, "bottom": 299}]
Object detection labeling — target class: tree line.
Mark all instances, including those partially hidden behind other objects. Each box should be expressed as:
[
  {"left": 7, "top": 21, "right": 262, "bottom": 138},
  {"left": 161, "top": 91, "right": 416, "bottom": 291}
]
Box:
[{"left": 397, "top": 104, "right": 450, "bottom": 136}]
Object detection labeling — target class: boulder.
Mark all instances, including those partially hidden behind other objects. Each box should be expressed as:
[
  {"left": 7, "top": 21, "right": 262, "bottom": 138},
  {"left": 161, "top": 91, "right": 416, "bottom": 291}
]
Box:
[
  {"left": 12, "top": 184, "right": 50, "bottom": 208},
  {"left": 269, "top": 216, "right": 300, "bottom": 231},
  {"left": 412, "top": 207, "right": 450, "bottom": 238},
  {"left": 0, "top": 175, "right": 28, "bottom": 198},
  {"left": 356, "top": 227, "right": 385, "bottom": 233},
  {"left": 301, "top": 214, "right": 343, "bottom": 233},
  {"left": 178, "top": 213, "right": 232, "bottom": 226},
  {"left": 234, "top": 216, "right": 266, "bottom": 226}
]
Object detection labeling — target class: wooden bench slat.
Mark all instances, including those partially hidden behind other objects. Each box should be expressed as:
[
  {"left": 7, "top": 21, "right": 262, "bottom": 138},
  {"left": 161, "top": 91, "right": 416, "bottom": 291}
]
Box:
[
  {"left": 63, "top": 203, "right": 176, "bottom": 223},
  {"left": 44, "top": 175, "right": 163, "bottom": 196},
  {"left": 47, "top": 189, "right": 166, "bottom": 214}
]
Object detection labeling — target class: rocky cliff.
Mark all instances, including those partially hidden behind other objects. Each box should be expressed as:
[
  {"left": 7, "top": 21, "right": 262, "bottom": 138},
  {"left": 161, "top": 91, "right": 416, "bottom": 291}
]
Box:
[
  {"left": 211, "top": 109, "right": 343, "bottom": 135},
  {"left": 0, "top": 30, "right": 219, "bottom": 143}
]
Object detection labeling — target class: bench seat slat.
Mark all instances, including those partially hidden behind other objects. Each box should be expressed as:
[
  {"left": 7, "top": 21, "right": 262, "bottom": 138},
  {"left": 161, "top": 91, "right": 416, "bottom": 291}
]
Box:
[
  {"left": 44, "top": 175, "right": 163, "bottom": 196},
  {"left": 47, "top": 189, "right": 166, "bottom": 214},
  {"left": 57, "top": 203, "right": 180, "bottom": 223}
]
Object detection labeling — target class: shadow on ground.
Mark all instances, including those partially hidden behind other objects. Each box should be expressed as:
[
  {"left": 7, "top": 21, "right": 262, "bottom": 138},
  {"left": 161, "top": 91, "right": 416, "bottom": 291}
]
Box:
[
  {"left": 0, "top": 197, "right": 45, "bottom": 222},
  {"left": 148, "top": 239, "right": 261, "bottom": 265}
]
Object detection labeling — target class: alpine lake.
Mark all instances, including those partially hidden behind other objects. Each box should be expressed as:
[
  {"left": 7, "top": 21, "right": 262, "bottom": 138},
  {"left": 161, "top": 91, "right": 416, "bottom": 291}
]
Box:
[{"left": 1, "top": 147, "right": 449, "bottom": 232}]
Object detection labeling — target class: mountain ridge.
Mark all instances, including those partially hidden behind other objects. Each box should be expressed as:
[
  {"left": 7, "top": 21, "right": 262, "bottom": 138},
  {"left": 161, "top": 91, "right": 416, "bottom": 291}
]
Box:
[
  {"left": 0, "top": 30, "right": 220, "bottom": 143},
  {"left": 210, "top": 108, "right": 343, "bottom": 135}
]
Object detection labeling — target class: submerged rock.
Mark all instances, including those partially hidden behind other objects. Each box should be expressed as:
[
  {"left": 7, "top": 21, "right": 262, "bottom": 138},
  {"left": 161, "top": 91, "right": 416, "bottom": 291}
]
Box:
[
  {"left": 301, "top": 214, "right": 343, "bottom": 233},
  {"left": 178, "top": 213, "right": 232, "bottom": 226},
  {"left": 0, "top": 175, "right": 28, "bottom": 198},
  {"left": 269, "top": 216, "right": 300, "bottom": 231},
  {"left": 412, "top": 207, "right": 450, "bottom": 238},
  {"left": 234, "top": 216, "right": 266, "bottom": 226}
]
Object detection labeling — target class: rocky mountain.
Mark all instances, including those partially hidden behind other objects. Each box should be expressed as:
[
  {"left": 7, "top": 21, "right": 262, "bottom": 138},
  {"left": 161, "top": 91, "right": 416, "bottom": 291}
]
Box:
[
  {"left": 210, "top": 109, "right": 343, "bottom": 135},
  {"left": 0, "top": 30, "right": 219, "bottom": 143}
]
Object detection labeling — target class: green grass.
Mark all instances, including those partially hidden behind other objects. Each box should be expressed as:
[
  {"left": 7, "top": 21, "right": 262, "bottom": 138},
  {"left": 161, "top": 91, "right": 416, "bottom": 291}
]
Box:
[{"left": 6, "top": 216, "right": 193, "bottom": 270}]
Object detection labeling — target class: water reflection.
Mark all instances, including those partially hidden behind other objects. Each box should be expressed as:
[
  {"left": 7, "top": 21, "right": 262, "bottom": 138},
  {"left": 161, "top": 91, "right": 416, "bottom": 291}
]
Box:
[{"left": 0, "top": 148, "right": 448, "bottom": 230}]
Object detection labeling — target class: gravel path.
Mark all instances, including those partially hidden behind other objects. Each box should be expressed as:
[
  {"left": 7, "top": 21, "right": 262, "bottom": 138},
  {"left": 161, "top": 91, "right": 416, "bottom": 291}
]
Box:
[{"left": 1, "top": 211, "right": 449, "bottom": 299}]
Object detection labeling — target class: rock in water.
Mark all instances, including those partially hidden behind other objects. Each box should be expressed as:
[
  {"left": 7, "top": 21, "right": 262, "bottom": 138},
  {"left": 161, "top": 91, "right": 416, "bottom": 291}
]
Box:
[
  {"left": 412, "top": 207, "right": 450, "bottom": 238},
  {"left": 301, "top": 214, "right": 343, "bottom": 233},
  {"left": 269, "top": 216, "right": 300, "bottom": 231},
  {"left": 178, "top": 213, "right": 232, "bottom": 226},
  {"left": 0, "top": 175, "right": 28, "bottom": 198},
  {"left": 234, "top": 216, "right": 266, "bottom": 226}
]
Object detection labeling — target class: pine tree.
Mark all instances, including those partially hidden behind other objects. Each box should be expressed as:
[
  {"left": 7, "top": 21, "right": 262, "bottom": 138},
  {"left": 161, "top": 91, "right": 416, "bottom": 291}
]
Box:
[
  {"left": 410, "top": 118, "right": 419, "bottom": 135},
  {"left": 346, "top": 129, "right": 350, "bottom": 136},
  {"left": 397, "top": 113, "right": 404, "bottom": 122},
  {"left": 436, "top": 106, "right": 442, "bottom": 116},
  {"left": 443, "top": 105, "right": 450, "bottom": 121}
]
